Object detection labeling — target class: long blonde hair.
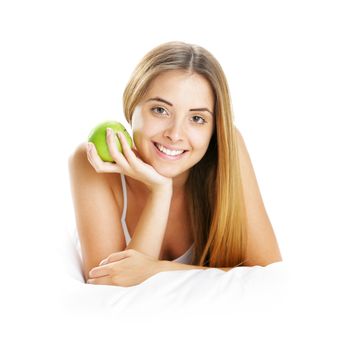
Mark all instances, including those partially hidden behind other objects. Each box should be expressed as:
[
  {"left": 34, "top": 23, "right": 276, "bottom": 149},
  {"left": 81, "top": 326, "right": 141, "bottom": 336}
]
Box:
[{"left": 123, "top": 41, "right": 247, "bottom": 268}]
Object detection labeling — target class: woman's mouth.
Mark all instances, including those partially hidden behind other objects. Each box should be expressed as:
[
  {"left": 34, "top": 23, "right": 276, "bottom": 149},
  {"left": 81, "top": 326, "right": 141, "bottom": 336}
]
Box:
[{"left": 153, "top": 142, "right": 188, "bottom": 160}]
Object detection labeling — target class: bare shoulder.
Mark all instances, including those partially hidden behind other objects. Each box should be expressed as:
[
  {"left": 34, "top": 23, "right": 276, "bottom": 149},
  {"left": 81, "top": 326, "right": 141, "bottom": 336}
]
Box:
[
  {"left": 69, "top": 143, "right": 121, "bottom": 197},
  {"left": 235, "top": 127, "right": 283, "bottom": 266}
]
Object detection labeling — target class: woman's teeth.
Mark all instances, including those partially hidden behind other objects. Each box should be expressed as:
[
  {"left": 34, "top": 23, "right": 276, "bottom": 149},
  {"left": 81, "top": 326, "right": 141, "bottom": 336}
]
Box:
[{"left": 156, "top": 143, "right": 185, "bottom": 156}]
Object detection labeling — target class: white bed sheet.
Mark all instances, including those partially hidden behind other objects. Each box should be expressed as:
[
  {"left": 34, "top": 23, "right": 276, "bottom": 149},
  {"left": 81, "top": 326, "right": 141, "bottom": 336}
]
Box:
[
  {"left": 49, "top": 228, "right": 349, "bottom": 350},
  {"left": 59, "top": 228, "right": 288, "bottom": 316}
]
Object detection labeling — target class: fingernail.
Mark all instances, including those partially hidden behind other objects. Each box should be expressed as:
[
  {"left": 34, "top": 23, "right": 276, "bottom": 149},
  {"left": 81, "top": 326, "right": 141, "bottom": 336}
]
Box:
[{"left": 99, "top": 259, "right": 107, "bottom": 266}]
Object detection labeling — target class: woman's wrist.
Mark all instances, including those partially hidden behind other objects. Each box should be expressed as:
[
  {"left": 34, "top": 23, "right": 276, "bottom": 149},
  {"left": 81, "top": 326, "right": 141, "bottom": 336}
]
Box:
[{"left": 150, "top": 182, "right": 173, "bottom": 196}]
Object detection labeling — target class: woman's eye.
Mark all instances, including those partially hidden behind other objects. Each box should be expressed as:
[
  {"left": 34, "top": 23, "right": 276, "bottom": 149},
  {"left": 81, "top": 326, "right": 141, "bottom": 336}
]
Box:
[
  {"left": 152, "top": 107, "right": 168, "bottom": 115},
  {"left": 192, "top": 115, "right": 207, "bottom": 124},
  {"left": 151, "top": 107, "right": 207, "bottom": 124}
]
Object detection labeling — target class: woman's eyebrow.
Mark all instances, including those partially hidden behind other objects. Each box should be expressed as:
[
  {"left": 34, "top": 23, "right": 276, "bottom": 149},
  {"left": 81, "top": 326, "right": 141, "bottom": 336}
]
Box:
[{"left": 145, "top": 97, "right": 213, "bottom": 117}]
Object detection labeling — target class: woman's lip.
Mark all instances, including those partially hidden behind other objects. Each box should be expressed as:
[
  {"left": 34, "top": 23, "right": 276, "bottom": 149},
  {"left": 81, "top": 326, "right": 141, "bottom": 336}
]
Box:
[
  {"left": 153, "top": 142, "right": 188, "bottom": 152},
  {"left": 152, "top": 142, "right": 188, "bottom": 159}
]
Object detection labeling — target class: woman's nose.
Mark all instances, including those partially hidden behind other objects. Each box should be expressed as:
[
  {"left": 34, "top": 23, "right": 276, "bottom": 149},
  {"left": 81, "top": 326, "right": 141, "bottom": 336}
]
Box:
[{"left": 163, "top": 121, "right": 185, "bottom": 143}]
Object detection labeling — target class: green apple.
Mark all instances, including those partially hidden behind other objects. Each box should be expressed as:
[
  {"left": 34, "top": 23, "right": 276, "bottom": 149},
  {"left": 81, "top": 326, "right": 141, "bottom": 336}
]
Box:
[{"left": 88, "top": 121, "right": 133, "bottom": 162}]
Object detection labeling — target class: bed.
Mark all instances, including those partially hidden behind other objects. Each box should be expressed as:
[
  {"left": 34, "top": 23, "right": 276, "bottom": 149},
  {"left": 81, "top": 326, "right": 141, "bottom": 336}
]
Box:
[{"left": 53, "top": 226, "right": 294, "bottom": 349}]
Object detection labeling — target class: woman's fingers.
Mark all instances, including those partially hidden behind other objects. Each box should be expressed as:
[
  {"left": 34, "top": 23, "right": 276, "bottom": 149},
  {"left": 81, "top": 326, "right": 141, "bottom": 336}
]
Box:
[
  {"left": 107, "top": 129, "right": 145, "bottom": 174},
  {"left": 86, "top": 142, "right": 121, "bottom": 173},
  {"left": 87, "top": 275, "right": 126, "bottom": 286},
  {"left": 113, "top": 132, "right": 140, "bottom": 169},
  {"left": 117, "top": 132, "right": 137, "bottom": 164},
  {"left": 101, "top": 249, "right": 133, "bottom": 265},
  {"left": 106, "top": 129, "right": 130, "bottom": 170},
  {"left": 88, "top": 266, "right": 110, "bottom": 278},
  {"left": 88, "top": 251, "right": 132, "bottom": 279},
  {"left": 87, "top": 276, "right": 113, "bottom": 285}
]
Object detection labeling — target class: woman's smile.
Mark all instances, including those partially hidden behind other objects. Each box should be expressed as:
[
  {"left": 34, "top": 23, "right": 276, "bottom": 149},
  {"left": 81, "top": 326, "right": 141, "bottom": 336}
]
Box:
[{"left": 152, "top": 141, "right": 189, "bottom": 160}]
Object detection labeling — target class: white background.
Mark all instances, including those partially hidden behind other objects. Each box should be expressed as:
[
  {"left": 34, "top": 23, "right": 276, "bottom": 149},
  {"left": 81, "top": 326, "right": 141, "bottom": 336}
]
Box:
[{"left": 0, "top": 0, "right": 349, "bottom": 348}]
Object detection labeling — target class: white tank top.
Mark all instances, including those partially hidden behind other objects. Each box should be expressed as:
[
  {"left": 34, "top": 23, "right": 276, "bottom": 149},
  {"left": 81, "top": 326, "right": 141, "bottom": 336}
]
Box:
[{"left": 120, "top": 174, "right": 194, "bottom": 264}]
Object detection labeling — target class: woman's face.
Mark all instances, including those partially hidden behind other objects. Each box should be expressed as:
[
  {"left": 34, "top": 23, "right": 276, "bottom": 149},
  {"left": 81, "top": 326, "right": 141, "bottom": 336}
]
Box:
[{"left": 131, "top": 70, "right": 215, "bottom": 180}]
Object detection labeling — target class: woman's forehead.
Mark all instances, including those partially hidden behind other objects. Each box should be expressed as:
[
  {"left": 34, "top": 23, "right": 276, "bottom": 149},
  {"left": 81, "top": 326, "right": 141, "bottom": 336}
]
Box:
[
  {"left": 147, "top": 70, "right": 206, "bottom": 88},
  {"left": 143, "top": 71, "right": 215, "bottom": 108}
]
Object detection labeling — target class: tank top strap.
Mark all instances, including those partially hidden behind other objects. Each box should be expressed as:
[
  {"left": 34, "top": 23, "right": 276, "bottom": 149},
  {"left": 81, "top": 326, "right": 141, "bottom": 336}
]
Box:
[{"left": 120, "top": 173, "right": 131, "bottom": 243}]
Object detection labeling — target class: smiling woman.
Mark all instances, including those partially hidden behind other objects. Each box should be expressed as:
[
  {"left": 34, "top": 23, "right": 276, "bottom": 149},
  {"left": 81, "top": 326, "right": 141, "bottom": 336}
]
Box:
[{"left": 68, "top": 41, "right": 282, "bottom": 286}]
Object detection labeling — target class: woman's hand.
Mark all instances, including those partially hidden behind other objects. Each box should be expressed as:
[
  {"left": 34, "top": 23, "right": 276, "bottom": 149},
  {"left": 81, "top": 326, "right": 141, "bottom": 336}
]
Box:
[
  {"left": 87, "top": 249, "right": 164, "bottom": 287},
  {"left": 86, "top": 128, "right": 172, "bottom": 192}
]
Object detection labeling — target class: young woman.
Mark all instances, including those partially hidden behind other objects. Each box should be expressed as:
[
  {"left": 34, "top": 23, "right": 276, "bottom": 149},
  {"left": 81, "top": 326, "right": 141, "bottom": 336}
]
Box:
[{"left": 69, "top": 41, "right": 282, "bottom": 287}]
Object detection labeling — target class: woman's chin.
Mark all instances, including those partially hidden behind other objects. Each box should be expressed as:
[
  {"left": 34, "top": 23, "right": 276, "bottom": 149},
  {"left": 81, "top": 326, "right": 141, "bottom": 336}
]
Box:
[
  {"left": 154, "top": 168, "right": 177, "bottom": 178},
  {"left": 153, "top": 165, "right": 189, "bottom": 180}
]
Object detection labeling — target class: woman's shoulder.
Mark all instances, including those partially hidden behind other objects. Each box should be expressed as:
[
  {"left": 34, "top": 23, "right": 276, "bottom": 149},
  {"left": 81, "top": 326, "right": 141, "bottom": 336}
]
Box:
[{"left": 69, "top": 142, "right": 125, "bottom": 211}]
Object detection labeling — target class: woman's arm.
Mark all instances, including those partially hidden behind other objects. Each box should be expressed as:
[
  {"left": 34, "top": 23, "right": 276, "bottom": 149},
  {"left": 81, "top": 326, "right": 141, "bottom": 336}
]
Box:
[
  {"left": 87, "top": 248, "right": 283, "bottom": 287},
  {"left": 87, "top": 249, "right": 231, "bottom": 287},
  {"left": 103, "top": 129, "right": 175, "bottom": 261},
  {"left": 126, "top": 186, "right": 173, "bottom": 259},
  {"left": 68, "top": 143, "right": 127, "bottom": 281}
]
